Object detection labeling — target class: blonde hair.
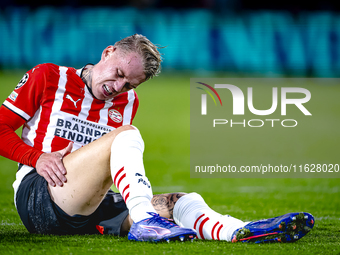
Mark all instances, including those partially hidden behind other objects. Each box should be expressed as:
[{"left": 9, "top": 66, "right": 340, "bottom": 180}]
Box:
[{"left": 114, "top": 34, "right": 162, "bottom": 81}]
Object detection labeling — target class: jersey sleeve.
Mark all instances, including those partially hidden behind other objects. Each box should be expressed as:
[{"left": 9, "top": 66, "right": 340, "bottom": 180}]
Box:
[
  {"left": 0, "top": 106, "right": 43, "bottom": 167},
  {"left": 0, "top": 64, "right": 49, "bottom": 167},
  {"left": 3, "top": 64, "right": 47, "bottom": 121}
]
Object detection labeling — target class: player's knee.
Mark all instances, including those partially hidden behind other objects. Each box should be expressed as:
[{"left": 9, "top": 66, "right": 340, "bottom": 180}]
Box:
[
  {"left": 116, "top": 124, "right": 136, "bottom": 132},
  {"left": 111, "top": 126, "right": 144, "bottom": 153},
  {"left": 105, "top": 125, "right": 137, "bottom": 141}
]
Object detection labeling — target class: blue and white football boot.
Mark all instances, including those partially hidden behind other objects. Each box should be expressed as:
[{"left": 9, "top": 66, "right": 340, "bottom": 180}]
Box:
[
  {"left": 128, "top": 212, "right": 196, "bottom": 242},
  {"left": 231, "top": 212, "right": 314, "bottom": 243}
]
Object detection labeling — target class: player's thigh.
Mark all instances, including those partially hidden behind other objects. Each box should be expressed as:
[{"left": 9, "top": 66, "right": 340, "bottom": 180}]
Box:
[{"left": 49, "top": 125, "right": 135, "bottom": 216}]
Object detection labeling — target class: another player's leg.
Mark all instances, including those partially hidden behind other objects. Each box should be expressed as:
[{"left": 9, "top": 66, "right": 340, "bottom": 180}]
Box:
[{"left": 172, "top": 193, "right": 315, "bottom": 243}]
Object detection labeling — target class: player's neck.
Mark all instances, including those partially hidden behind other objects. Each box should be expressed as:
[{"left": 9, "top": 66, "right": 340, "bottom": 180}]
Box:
[{"left": 81, "top": 64, "right": 93, "bottom": 90}]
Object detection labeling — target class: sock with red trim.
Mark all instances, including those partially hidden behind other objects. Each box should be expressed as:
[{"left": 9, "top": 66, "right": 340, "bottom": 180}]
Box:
[
  {"left": 110, "top": 128, "right": 157, "bottom": 223},
  {"left": 173, "top": 192, "right": 247, "bottom": 241}
]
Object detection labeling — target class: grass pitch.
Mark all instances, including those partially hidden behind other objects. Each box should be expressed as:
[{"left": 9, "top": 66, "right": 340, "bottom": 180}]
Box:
[{"left": 0, "top": 71, "right": 339, "bottom": 254}]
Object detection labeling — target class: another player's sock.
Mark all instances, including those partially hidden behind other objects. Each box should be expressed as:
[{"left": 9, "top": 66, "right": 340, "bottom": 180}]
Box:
[
  {"left": 110, "top": 128, "right": 157, "bottom": 223},
  {"left": 173, "top": 192, "right": 247, "bottom": 241}
]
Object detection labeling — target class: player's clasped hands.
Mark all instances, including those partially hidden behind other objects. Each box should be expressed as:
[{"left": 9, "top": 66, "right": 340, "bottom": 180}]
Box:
[{"left": 36, "top": 142, "right": 73, "bottom": 187}]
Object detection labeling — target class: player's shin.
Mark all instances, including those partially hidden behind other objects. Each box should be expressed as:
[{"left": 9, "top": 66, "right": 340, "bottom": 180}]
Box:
[
  {"left": 173, "top": 192, "right": 247, "bottom": 241},
  {"left": 110, "top": 128, "right": 157, "bottom": 222}
]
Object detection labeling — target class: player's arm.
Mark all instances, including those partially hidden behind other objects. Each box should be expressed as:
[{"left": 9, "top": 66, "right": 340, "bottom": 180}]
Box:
[
  {"left": 0, "top": 106, "right": 43, "bottom": 166},
  {"left": 0, "top": 106, "right": 72, "bottom": 186},
  {"left": 0, "top": 65, "right": 71, "bottom": 187}
]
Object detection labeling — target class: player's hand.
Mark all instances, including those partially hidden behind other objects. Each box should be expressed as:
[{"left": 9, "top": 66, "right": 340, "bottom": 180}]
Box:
[{"left": 36, "top": 142, "right": 73, "bottom": 187}]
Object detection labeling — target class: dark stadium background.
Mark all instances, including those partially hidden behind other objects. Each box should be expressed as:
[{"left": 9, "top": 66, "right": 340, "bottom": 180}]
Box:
[{"left": 0, "top": 1, "right": 340, "bottom": 76}]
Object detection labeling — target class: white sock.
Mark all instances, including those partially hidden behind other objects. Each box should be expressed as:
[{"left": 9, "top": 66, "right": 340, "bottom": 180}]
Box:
[
  {"left": 173, "top": 193, "right": 247, "bottom": 241},
  {"left": 110, "top": 128, "right": 157, "bottom": 223}
]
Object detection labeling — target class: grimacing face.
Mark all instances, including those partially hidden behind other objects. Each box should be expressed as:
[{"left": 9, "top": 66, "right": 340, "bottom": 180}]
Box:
[{"left": 90, "top": 46, "right": 146, "bottom": 100}]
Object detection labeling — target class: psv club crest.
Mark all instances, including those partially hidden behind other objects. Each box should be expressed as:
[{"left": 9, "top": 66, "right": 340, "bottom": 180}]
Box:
[{"left": 109, "top": 109, "right": 123, "bottom": 123}]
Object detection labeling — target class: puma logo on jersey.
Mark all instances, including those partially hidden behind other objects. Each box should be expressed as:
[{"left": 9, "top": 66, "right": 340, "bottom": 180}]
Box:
[
  {"left": 66, "top": 94, "right": 81, "bottom": 108},
  {"left": 137, "top": 177, "right": 151, "bottom": 188}
]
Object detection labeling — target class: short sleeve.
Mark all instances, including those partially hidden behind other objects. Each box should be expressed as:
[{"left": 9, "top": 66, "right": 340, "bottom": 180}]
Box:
[{"left": 3, "top": 64, "right": 48, "bottom": 121}]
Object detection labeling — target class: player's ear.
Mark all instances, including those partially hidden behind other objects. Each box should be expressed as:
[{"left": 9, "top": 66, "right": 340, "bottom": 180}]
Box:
[{"left": 101, "top": 46, "right": 117, "bottom": 61}]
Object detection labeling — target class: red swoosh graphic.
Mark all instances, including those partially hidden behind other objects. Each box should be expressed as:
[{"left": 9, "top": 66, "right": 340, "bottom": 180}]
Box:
[{"left": 197, "top": 82, "right": 223, "bottom": 106}]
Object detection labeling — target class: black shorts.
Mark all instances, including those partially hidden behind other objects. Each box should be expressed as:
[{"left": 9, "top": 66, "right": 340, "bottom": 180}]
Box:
[{"left": 16, "top": 169, "right": 129, "bottom": 235}]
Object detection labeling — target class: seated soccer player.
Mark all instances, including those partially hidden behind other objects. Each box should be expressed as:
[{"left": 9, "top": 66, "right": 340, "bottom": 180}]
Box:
[{"left": 0, "top": 34, "right": 314, "bottom": 242}]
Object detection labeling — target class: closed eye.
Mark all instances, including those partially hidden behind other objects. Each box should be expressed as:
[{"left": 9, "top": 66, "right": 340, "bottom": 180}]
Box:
[
  {"left": 125, "top": 83, "right": 135, "bottom": 90},
  {"left": 117, "top": 70, "right": 124, "bottom": 78}
]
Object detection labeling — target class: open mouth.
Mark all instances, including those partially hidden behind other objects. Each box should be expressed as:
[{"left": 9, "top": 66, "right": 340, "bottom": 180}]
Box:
[{"left": 103, "top": 84, "right": 113, "bottom": 96}]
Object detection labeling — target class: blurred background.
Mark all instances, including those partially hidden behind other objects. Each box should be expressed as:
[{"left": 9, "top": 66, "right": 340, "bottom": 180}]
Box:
[{"left": 0, "top": 1, "right": 340, "bottom": 77}]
